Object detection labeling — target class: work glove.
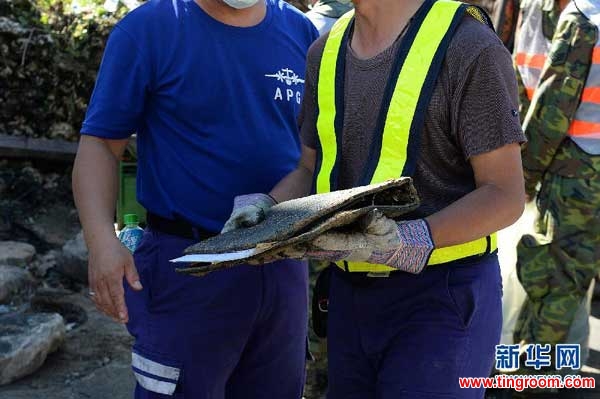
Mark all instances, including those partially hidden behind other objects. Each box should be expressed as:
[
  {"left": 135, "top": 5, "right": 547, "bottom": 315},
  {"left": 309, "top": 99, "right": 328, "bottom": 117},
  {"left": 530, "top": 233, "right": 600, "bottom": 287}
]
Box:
[
  {"left": 221, "top": 193, "right": 277, "bottom": 234},
  {"left": 288, "top": 210, "right": 435, "bottom": 274}
]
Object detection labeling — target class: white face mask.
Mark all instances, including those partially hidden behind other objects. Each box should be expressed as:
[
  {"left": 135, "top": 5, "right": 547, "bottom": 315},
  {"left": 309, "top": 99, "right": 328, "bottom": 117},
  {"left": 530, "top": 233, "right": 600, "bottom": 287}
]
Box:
[{"left": 222, "top": 0, "right": 260, "bottom": 9}]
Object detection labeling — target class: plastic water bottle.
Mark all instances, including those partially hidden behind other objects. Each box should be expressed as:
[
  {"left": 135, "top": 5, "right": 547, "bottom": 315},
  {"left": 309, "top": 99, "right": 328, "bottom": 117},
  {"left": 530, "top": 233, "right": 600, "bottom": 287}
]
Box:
[{"left": 118, "top": 214, "right": 144, "bottom": 253}]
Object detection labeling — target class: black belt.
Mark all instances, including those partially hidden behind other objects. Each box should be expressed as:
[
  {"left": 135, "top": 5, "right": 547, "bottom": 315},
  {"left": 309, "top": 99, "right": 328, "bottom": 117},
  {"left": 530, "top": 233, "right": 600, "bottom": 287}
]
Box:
[{"left": 146, "top": 212, "right": 217, "bottom": 240}]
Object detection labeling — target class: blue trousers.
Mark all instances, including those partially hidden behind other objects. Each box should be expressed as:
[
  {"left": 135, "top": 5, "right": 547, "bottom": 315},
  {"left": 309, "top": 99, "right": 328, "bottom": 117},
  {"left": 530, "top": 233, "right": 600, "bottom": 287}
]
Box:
[
  {"left": 125, "top": 228, "right": 308, "bottom": 398},
  {"left": 327, "top": 254, "right": 503, "bottom": 399}
]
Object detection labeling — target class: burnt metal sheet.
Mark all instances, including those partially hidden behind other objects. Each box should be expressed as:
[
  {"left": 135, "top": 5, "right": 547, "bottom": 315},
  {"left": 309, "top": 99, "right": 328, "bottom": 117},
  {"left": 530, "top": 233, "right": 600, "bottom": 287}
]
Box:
[{"left": 177, "top": 178, "right": 419, "bottom": 276}]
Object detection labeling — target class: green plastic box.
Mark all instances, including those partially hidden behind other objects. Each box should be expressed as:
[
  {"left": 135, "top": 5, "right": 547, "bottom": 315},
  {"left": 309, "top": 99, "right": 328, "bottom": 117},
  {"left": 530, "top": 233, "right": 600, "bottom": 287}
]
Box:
[{"left": 117, "top": 161, "right": 146, "bottom": 228}]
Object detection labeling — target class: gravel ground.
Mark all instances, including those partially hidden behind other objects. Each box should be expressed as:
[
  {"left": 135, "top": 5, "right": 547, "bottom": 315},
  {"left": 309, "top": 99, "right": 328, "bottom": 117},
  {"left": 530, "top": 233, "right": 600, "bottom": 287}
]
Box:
[{"left": 0, "top": 204, "right": 598, "bottom": 399}]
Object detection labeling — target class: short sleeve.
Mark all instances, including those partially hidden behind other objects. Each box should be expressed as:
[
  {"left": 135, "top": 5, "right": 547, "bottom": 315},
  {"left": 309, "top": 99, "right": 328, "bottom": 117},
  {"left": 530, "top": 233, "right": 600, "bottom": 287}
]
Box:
[
  {"left": 299, "top": 37, "right": 327, "bottom": 149},
  {"left": 81, "top": 25, "right": 150, "bottom": 139},
  {"left": 453, "top": 44, "right": 526, "bottom": 159}
]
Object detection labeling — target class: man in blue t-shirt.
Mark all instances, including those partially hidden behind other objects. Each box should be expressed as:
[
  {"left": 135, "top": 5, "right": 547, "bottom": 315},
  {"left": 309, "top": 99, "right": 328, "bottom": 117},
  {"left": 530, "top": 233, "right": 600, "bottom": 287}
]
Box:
[{"left": 72, "top": 0, "right": 318, "bottom": 397}]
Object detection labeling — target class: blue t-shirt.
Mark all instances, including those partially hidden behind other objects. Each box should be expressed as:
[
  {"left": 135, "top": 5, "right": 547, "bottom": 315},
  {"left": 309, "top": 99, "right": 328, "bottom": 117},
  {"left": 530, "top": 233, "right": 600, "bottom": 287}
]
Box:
[{"left": 82, "top": 0, "right": 318, "bottom": 232}]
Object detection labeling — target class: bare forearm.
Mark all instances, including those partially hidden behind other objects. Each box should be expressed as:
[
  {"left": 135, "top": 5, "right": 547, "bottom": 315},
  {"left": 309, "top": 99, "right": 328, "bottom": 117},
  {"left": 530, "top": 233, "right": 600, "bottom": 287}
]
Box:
[
  {"left": 269, "top": 144, "right": 316, "bottom": 203},
  {"left": 269, "top": 165, "right": 313, "bottom": 203},
  {"left": 426, "top": 143, "right": 525, "bottom": 248},
  {"left": 72, "top": 137, "right": 126, "bottom": 249},
  {"left": 73, "top": 136, "right": 140, "bottom": 322},
  {"left": 426, "top": 183, "right": 524, "bottom": 248}
]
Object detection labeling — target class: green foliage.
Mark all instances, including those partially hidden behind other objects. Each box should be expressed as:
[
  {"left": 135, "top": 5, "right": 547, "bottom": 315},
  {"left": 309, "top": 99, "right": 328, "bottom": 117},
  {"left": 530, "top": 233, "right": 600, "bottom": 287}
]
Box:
[
  {"left": 0, "top": 0, "right": 126, "bottom": 140},
  {"left": 0, "top": 0, "right": 307, "bottom": 141}
]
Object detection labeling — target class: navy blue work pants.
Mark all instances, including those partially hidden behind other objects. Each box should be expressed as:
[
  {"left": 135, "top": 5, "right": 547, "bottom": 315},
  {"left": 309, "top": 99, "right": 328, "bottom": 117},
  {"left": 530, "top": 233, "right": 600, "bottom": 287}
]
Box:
[
  {"left": 125, "top": 228, "right": 308, "bottom": 399},
  {"left": 327, "top": 254, "right": 503, "bottom": 399}
]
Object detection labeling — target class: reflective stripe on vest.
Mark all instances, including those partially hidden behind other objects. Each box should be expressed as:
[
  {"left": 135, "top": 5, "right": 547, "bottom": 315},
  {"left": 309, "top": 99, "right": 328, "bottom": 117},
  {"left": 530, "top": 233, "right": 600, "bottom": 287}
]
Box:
[
  {"left": 338, "top": 234, "right": 498, "bottom": 272},
  {"left": 515, "top": 0, "right": 552, "bottom": 100},
  {"left": 315, "top": 0, "right": 497, "bottom": 270},
  {"left": 566, "top": 0, "right": 600, "bottom": 154}
]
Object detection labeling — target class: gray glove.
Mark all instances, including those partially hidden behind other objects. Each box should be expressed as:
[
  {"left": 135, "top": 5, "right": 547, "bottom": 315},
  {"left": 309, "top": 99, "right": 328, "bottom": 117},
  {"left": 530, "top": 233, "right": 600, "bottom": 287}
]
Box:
[
  {"left": 221, "top": 193, "right": 277, "bottom": 233},
  {"left": 290, "top": 210, "right": 435, "bottom": 274}
]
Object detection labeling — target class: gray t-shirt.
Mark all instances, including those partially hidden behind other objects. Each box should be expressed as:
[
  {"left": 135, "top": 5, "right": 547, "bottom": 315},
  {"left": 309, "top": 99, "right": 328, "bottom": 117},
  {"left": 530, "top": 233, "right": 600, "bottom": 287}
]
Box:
[{"left": 300, "top": 16, "right": 526, "bottom": 218}]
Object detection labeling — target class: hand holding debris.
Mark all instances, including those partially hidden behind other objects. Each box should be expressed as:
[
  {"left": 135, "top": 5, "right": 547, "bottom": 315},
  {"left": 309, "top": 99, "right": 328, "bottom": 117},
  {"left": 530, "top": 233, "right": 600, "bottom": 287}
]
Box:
[
  {"left": 221, "top": 193, "right": 277, "bottom": 234},
  {"left": 176, "top": 179, "right": 421, "bottom": 277},
  {"left": 297, "top": 210, "right": 435, "bottom": 274}
]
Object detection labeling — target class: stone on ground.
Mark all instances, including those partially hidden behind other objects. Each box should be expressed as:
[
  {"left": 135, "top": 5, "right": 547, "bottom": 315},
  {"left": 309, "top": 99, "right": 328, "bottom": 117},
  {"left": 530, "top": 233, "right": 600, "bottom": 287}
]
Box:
[
  {"left": 0, "top": 242, "right": 36, "bottom": 267},
  {"left": 0, "top": 265, "right": 34, "bottom": 303},
  {"left": 0, "top": 313, "right": 65, "bottom": 385},
  {"left": 57, "top": 231, "right": 88, "bottom": 283}
]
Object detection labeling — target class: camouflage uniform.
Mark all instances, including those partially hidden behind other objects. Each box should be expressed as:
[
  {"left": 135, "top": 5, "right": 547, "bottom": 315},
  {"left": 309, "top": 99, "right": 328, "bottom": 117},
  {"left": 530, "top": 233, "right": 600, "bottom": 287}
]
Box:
[
  {"left": 514, "top": 0, "right": 561, "bottom": 117},
  {"left": 514, "top": 2, "right": 600, "bottom": 372}
]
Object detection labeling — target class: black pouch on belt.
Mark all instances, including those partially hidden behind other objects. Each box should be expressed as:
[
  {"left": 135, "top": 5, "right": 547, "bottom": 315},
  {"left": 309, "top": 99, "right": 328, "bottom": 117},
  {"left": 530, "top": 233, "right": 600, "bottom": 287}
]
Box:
[{"left": 312, "top": 264, "right": 333, "bottom": 338}]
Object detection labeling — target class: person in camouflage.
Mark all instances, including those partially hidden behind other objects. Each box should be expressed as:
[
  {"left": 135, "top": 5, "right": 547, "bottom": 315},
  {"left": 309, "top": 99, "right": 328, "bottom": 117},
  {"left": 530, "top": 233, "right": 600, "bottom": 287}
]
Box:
[
  {"left": 514, "top": 0, "right": 563, "bottom": 116},
  {"left": 514, "top": 0, "right": 600, "bottom": 379}
]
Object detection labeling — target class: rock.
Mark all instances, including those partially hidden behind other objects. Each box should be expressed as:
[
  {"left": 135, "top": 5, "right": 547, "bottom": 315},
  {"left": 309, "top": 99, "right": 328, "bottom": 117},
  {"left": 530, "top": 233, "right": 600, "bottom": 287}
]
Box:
[
  {"left": 28, "top": 250, "right": 59, "bottom": 278},
  {"left": 0, "top": 312, "right": 65, "bottom": 385},
  {"left": 31, "top": 288, "right": 87, "bottom": 329},
  {"left": 0, "top": 241, "right": 36, "bottom": 267},
  {"left": 48, "top": 122, "right": 75, "bottom": 140},
  {"left": 15, "top": 205, "right": 80, "bottom": 248},
  {"left": 0, "top": 16, "right": 28, "bottom": 35},
  {"left": 1, "top": 163, "right": 77, "bottom": 246},
  {"left": 57, "top": 231, "right": 88, "bottom": 283},
  {"left": 0, "top": 265, "right": 33, "bottom": 303},
  {"left": 70, "top": 362, "right": 135, "bottom": 399},
  {"left": 0, "top": 305, "right": 16, "bottom": 315},
  {"left": 0, "top": 177, "right": 6, "bottom": 196}
]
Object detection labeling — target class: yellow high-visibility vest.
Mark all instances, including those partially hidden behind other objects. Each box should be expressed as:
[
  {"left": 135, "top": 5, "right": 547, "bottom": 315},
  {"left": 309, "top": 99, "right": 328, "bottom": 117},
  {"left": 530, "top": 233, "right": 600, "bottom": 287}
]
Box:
[{"left": 314, "top": 0, "right": 497, "bottom": 272}]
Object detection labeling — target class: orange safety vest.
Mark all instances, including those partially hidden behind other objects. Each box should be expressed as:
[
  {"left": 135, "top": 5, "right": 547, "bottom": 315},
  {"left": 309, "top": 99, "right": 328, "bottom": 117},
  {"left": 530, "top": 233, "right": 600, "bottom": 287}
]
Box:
[
  {"left": 515, "top": 0, "right": 552, "bottom": 100},
  {"left": 566, "top": 0, "right": 600, "bottom": 153}
]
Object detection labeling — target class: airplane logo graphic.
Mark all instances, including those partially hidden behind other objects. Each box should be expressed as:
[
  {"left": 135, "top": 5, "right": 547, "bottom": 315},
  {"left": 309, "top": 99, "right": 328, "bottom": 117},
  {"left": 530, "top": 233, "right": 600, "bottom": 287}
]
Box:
[{"left": 265, "top": 68, "right": 305, "bottom": 86}]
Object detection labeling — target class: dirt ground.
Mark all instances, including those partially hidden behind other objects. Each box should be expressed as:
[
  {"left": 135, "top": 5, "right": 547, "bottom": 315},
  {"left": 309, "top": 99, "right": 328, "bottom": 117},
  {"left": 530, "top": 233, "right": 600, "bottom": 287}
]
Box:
[
  {"left": 0, "top": 205, "right": 598, "bottom": 399},
  {"left": 0, "top": 298, "right": 598, "bottom": 399},
  {"left": 0, "top": 286, "right": 598, "bottom": 399},
  {"left": 0, "top": 289, "right": 135, "bottom": 399}
]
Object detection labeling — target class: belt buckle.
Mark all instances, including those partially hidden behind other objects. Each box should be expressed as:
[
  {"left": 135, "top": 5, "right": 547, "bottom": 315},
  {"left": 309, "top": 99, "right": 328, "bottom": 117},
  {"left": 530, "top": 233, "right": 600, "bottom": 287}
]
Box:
[{"left": 366, "top": 271, "right": 390, "bottom": 278}]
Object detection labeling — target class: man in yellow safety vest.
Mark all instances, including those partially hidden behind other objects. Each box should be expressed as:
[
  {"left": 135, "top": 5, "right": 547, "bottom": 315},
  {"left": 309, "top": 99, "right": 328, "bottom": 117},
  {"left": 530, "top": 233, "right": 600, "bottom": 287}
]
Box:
[{"left": 223, "top": 0, "right": 526, "bottom": 397}]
